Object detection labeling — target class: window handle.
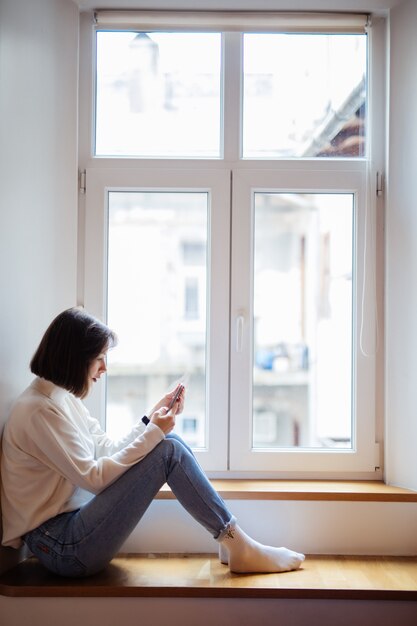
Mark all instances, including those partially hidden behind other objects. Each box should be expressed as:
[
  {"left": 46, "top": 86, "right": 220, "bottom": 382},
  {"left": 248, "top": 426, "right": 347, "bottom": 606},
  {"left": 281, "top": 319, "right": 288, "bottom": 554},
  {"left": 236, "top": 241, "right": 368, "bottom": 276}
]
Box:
[{"left": 236, "top": 314, "right": 244, "bottom": 352}]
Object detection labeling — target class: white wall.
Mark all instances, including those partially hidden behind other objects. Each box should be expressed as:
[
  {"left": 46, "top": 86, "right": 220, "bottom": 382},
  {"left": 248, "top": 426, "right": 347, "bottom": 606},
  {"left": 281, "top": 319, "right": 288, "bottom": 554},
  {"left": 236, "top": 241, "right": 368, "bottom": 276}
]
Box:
[
  {"left": 0, "top": 0, "right": 79, "bottom": 572},
  {"left": 119, "top": 499, "right": 417, "bottom": 556},
  {"left": 2, "top": 597, "right": 417, "bottom": 626},
  {"left": 75, "top": 0, "right": 405, "bottom": 12},
  {"left": 385, "top": 0, "right": 417, "bottom": 491}
]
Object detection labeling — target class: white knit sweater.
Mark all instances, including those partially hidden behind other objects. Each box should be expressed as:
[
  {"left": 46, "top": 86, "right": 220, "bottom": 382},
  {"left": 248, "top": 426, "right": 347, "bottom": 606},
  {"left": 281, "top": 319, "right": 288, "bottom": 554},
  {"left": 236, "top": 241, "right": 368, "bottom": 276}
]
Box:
[{"left": 1, "top": 377, "right": 165, "bottom": 548}]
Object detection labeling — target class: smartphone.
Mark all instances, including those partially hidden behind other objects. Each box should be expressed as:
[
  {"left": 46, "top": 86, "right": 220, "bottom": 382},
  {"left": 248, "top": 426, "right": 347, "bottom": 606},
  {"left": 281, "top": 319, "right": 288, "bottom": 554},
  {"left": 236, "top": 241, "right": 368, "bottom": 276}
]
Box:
[
  {"left": 142, "top": 383, "right": 185, "bottom": 426},
  {"left": 167, "top": 384, "right": 184, "bottom": 411}
]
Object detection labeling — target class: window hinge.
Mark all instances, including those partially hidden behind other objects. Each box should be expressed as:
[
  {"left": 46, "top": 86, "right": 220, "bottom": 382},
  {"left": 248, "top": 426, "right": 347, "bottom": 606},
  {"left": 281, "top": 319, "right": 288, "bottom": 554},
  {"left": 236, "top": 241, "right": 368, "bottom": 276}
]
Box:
[
  {"left": 376, "top": 171, "right": 383, "bottom": 197},
  {"left": 374, "top": 442, "right": 381, "bottom": 470},
  {"left": 79, "top": 170, "right": 86, "bottom": 194}
]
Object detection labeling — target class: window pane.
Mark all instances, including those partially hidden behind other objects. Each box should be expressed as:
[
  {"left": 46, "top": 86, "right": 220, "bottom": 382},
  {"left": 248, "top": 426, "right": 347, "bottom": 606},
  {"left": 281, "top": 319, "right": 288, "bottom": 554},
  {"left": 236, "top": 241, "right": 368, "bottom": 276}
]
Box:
[
  {"left": 96, "top": 32, "right": 221, "bottom": 157},
  {"left": 253, "top": 193, "right": 353, "bottom": 449},
  {"left": 106, "top": 191, "right": 208, "bottom": 448},
  {"left": 243, "top": 34, "right": 367, "bottom": 158}
]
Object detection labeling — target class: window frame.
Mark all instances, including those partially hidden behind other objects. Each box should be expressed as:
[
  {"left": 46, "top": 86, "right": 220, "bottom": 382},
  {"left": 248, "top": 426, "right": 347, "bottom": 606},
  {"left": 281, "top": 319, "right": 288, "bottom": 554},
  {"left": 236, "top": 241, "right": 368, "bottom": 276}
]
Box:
[
  {"left": 78, "top": 12, "right": 385, "bottom": 479},
  {"left": 229, "top": 165, "right": 376, "bottom": 473},
  {"left": 83, "top": 167, "right": 231, "bottom": 472}
]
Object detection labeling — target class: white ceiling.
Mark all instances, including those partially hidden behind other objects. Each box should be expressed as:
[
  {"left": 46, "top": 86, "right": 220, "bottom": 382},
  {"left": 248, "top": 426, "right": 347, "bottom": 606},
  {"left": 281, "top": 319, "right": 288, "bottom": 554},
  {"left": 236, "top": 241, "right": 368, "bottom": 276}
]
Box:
[{"left": 74, "top": 0, "right": 404, "bottom": 15}]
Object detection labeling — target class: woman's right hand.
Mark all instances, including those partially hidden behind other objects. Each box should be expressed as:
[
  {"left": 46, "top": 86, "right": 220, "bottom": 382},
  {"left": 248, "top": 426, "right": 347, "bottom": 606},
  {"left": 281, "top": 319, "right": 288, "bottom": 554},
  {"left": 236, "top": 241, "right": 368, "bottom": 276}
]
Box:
[{"left": 150, "top": 407, "right": 176, "bottom": 435}]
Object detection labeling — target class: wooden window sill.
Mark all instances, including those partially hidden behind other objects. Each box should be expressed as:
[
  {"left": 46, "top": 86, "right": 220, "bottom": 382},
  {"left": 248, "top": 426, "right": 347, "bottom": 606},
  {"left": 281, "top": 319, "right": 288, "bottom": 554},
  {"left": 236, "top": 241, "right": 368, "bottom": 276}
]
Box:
[
  {"left": 156, "top": 480, "right": 417, "bottom": 502},
  {"left": 1, "top": 555, "right": 417, "bottom": 600}
]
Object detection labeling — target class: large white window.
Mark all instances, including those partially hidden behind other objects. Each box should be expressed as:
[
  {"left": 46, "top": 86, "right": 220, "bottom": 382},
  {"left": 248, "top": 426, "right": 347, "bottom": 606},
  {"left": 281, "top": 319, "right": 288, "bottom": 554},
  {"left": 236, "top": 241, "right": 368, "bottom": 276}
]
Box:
[{"left": 80, "top": 11, "right": 384, "bottom": 477}]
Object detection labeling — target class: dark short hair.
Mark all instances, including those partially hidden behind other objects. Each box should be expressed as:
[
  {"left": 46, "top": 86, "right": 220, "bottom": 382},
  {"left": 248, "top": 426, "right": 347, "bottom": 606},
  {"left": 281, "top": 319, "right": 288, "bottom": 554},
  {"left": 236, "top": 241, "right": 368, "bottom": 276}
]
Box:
[{"left": 30, "top": 307, "right": 117, "bottom": 398}]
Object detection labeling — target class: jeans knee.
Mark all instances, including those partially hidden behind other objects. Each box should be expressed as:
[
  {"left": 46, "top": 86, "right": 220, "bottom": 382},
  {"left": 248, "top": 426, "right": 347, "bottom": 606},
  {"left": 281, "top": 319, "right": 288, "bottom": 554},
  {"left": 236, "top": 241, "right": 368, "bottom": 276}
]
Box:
[
  {"left": 166, "top": 433, "right": 193, "bottom": 455},
  {"left": 161, "top": 436, "right": 192, "bottom": 469},
  {"left": 164, "top": 435, "right": 185, "bottom": 454},
  {"left": 166, "top": 433, "right": 185, "bottom": 446}
]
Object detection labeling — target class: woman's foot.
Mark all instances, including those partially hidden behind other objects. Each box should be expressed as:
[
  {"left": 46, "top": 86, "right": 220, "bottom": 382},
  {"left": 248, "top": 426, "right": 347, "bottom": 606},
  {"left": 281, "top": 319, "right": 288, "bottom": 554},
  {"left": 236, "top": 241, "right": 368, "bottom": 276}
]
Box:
[{"left": 221, "top": 525, "right": 305, "bottom": 574}]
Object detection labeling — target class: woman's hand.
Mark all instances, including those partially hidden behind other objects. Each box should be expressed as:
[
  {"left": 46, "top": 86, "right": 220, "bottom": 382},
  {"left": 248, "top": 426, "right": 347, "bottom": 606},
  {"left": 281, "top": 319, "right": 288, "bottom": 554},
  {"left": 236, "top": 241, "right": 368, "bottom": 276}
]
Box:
[
  {"left": 150, "top": 384, "right": 185, "bottom": 418},
  {"left": 150, "top": 407, "right": 176, "bottom": 435}
]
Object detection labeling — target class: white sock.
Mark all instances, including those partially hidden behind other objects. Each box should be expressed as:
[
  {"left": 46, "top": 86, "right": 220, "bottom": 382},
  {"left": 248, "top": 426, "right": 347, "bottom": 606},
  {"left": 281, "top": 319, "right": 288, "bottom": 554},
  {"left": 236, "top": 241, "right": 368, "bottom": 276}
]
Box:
[
  {"left": 218, "top": 542, "right": 229, "bottom": 565},
  {"left": 220, "top": 524, "right": 305, "bottom": 574}
]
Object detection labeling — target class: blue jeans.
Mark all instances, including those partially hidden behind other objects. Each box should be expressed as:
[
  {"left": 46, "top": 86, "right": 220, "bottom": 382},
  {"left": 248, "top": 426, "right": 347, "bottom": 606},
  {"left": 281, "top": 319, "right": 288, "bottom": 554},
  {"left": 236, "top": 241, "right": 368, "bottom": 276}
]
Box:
[{"left": 24, "top": 434, "right": 235, "bottom": 577}]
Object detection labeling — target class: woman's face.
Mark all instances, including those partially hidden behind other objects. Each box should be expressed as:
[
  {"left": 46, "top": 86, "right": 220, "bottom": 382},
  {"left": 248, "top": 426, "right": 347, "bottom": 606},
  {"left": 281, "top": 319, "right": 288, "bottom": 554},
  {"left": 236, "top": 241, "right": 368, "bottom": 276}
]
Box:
[{"left": 87, "top": 350, "right": 108, "bottom": 393}]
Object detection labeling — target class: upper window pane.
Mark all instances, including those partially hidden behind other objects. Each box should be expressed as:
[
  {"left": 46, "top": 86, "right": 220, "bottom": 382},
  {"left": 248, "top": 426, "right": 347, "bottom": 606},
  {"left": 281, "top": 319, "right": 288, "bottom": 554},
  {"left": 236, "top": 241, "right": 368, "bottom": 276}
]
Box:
[
  {"left": 243, "top": 34, "right": 367, "bottom": 158},
  {"left": 95, "top": 32, "right": 221, "bottom": 157}
]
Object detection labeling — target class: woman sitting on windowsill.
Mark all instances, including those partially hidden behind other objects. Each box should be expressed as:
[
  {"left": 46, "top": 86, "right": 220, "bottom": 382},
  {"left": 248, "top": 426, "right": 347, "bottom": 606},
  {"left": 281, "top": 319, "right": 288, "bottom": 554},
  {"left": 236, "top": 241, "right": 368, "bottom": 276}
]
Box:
[{"left": 0, "top": 307, "right": 304, "bottom": 578}]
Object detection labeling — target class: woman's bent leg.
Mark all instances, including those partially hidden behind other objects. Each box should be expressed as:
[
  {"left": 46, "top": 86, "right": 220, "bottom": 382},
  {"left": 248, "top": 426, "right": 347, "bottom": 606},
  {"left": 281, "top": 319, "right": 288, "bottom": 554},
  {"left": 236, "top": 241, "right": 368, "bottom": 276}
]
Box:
[
  {"left": 24, "top": 435, "right": 304, "bottom": 577},
  {"left": 25, "top": 437, "right": 233, "bottom": 576}
]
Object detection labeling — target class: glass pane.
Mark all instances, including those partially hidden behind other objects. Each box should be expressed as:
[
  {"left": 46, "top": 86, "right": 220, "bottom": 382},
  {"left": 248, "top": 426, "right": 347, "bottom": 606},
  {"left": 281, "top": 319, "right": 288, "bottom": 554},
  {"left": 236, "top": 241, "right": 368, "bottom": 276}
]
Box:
[
  {"left": 106, "top": 191, "right": 208, "bottom": 448},
  {"left": 253, "top": 193, "right": 353, "bottom": 449},
  {"left": 96, "top": 32, "right": 221, "bottom": 157},
  {"left": 243, "top": 34, "right": 367, "bottom": 158}
]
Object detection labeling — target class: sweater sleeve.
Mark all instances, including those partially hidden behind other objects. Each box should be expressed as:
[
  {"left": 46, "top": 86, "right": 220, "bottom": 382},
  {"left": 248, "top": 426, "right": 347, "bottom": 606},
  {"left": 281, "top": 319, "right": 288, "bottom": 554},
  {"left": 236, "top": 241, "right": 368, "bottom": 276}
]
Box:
[
  {"left": 23, "top": 403, "right": 165, "bottom": 495},
  {"left": 76, "top": 400, "right": 149, "bottom": 458}
]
